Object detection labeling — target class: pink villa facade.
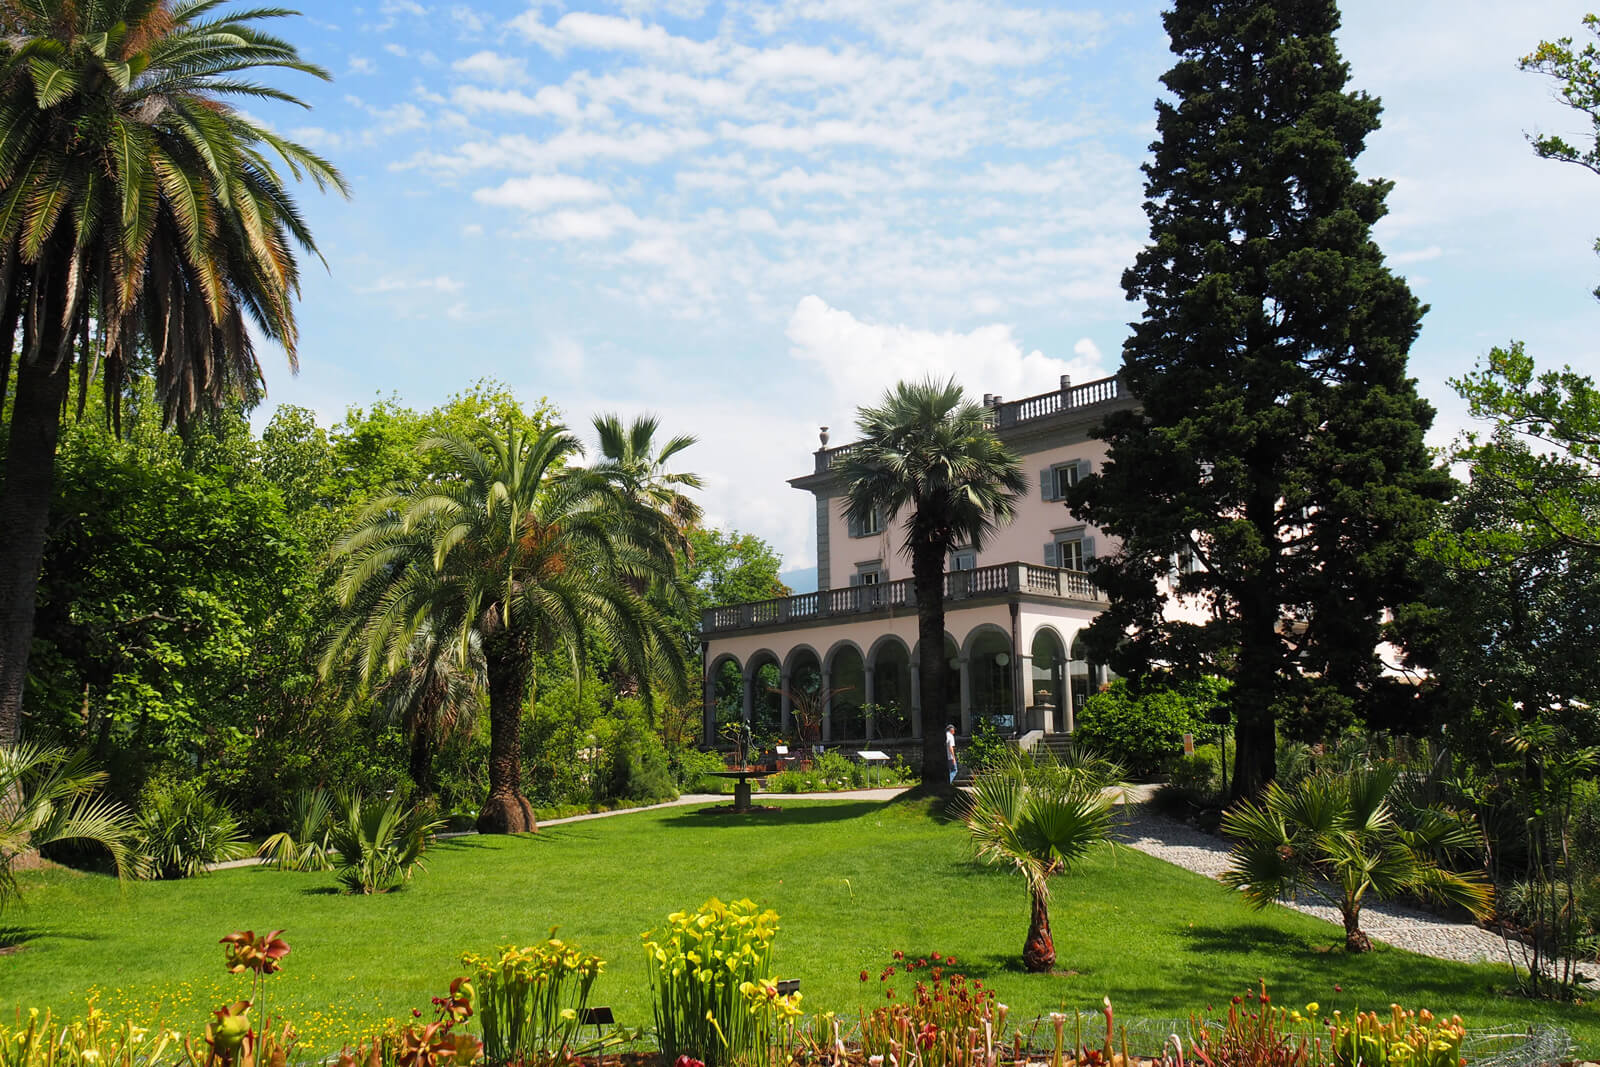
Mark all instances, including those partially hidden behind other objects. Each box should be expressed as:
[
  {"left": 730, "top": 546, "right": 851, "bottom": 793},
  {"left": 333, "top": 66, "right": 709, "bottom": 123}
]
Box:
[{"left": 699, "top": 374, "right": 1201, "bottom": 748}]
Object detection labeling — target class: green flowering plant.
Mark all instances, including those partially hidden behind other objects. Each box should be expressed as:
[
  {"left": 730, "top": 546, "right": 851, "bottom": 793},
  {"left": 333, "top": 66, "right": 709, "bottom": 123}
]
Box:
[
  {"left": 0, "top": 1001, "right": 183, "bottom": 1067},
  {"left": 1326, "top": 1004, "right": 1465, "bottom": 1067},
  {"left": 641, "top": 898, "right": 801, "bottom": 1067},
  {"left": 460, "top": 934, "right": 606, "bottom": 1065}
]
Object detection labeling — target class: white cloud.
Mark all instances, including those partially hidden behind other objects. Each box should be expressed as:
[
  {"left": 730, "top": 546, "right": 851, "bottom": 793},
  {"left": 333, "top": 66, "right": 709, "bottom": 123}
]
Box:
[
  {"left": 451, "top": 85, "right": 581, "bottom": 120},
  {"left": 533, "top": 204, "right": 642, "bottom": 240},
  {"left": 449, "top": 5, "right": 488, "bottom": 34},
  {"left": 452, "top": 50, "right": 528, "bottom": 85},
  {"left": 1072, "top": 337, "right": 1102, "bottom": 363},
  {"left": 510, "top": 11, "right": 721, "bottom": 67},
  {"left": 1390, "top": 245, "right": 1444, "bottom": 265},
  {"left": 348, "top": 55, "right": 377, "bottom": 75},
  {"left": 462, "top": 223, "right": 484, "bottom": 237},
  {"left": 785, "top": 296, "right": 1109, "bottom": 412},
  {"left": 473, "top": 174, "right": 612, "bottom": 213},
  {"left": 546, "top": 335, "right": 587, "bottom": 378}
]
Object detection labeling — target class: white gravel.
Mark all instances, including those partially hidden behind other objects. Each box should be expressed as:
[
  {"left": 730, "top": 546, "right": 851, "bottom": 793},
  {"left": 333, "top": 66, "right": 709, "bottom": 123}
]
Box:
[{"left": 1113, "top": 798, "right": 1599, "bottom": 983}]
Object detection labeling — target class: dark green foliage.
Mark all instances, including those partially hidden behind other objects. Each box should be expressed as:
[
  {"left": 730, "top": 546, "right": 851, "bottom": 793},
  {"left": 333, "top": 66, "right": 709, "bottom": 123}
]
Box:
[
  {"left": 133, "top": 777, "right": 249, "bottom": 880},
  {"left": 1169, "top": 746, "right": 1220, "bottom": 794},
  {"left": 1069, "top": 0, "right": 1450, "bottom": 797},
  {"left": 524, "top": 680, "right": 678, "bottom": 810},
  {"left": 962, "top": 720, "right": 1012, "bottom": 774},
  {"left": 1073, "top": 678, "right": 1227, "bottom": 778}
]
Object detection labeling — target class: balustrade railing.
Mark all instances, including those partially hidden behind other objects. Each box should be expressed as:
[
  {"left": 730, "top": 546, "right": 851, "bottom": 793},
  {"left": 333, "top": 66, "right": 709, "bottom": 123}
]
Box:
[
  {"left": 702, "top": 561, "right": 1105, "bottom": 634},
  {"left": 813, "top": 374, "right": 1125, "bottom": 472}
]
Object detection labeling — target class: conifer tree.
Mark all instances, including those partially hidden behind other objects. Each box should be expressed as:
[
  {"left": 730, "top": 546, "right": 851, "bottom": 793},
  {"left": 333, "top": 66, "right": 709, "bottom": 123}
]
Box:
[{"left": 1068, "top": 0, "right": 1450, "bottom": 798}]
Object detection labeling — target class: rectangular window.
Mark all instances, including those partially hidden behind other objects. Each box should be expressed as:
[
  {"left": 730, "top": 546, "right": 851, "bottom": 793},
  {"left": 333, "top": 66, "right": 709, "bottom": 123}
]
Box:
[
  {"left": 951, "top": 548, "right": 977, "bottom": 571},
  {"left": 849, "top": 506, "right": 886, "bottom": 538},
  {"left": 1057, "top": 537, "right": 1084, "bottom": 572},
  {"left": 858, "top": 569, "right": 883, "bottom": 585},
  {"left": 1040, "top": 461, "right": 1087, "bottom": 501}
]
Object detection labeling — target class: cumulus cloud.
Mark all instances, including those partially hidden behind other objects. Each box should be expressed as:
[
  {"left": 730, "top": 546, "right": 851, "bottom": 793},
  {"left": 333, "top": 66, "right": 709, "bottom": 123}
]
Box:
[
  {"left": 452, "top": 50, "right": 528, "bottom": 85},
  {"left": 358, "top": 275, "right": 466, "bottom": 294},
  {"left": 785, "top": 296, "right": 1109, "bottom": 408},
  {"left": 473, "top": 173, "right": 611, "bottom": 212}
]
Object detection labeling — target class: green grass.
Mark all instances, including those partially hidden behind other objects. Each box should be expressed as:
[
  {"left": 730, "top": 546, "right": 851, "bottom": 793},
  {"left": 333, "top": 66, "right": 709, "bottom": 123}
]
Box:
[{"left": 3, "top": 795, "right": 1596, "bottom": 1055}]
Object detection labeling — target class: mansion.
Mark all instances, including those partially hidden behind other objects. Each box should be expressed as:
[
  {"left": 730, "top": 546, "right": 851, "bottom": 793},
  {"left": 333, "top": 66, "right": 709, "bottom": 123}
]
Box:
[{"left": 698, "top": 374, "right": 1201, "bottom": 747}]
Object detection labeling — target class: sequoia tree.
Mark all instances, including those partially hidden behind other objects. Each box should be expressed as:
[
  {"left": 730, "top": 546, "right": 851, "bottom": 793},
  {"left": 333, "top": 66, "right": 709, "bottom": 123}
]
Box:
[{"left": 1068, "top": 0, "right": 1450, "bottom": 798}]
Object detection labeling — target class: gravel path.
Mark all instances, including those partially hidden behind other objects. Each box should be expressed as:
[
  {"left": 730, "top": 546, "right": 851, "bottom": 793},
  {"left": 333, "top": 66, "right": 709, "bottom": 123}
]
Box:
[{"left": 1114, "top": 797, "right": 1600, "bottom": 983}]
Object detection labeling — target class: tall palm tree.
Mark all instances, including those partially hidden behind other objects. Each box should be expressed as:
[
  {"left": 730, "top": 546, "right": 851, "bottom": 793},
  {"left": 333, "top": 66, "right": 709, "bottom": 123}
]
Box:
[
  {"left": 374, "top": 627, "right": 485, "bottom": 799},
  {"left": 962, "top": 750, "right": 1119, "bottom": 972},
  {"left": 839, "top": 378, "right": 1026, "bottom": 784},
  {"left": 1221, "top": 764, "right": 1494, "bottom": 952},
  {"left": 0, "top": 0, "right": 346, "bottom": 743},
  {"left": 325, "top": 424, "right": 687, "bottom": 834},
  {"left": 0, "top": 741, "right": 139, "bottom": 910},
  {"left": 590, "top": 413, "right": 701, "bottom": 699}
]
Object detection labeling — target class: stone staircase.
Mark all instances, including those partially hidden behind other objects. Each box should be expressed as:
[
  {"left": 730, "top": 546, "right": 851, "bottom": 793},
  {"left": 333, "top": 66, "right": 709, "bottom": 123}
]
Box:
[{"left": 1022, "top": 731, "right": 1076, "bottom": 762}]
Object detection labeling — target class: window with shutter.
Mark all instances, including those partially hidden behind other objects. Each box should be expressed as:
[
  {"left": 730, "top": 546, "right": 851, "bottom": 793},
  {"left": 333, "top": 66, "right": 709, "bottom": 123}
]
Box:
[
  {"left": 1057, "top": 537, "right": 1084, "bottom": 571},
  {"left": 1039, "top": 468, "right": 1053, "bottom": 500},
  {"left": 1043, "top": 542, "right": 1060, "bottom": 567}
]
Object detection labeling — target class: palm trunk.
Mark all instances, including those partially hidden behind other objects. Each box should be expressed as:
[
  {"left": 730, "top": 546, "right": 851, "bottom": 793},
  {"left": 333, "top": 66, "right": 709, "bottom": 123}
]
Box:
[
  {"left": 409, "top": 728, "right": 435, "bottom": 800},
  {"left": 477, "top": 628, "right": 537, "bottom": 834},
  {"left": 1022, "top": 887, "right": 1055, "bottom": 972},
  {"left": 0, "top": 352, "right": 73, "bottom": 745},
  {"left": 913, "top": 539, "right": 949, "bottom": 785},
  {"left": 1342, "top": 903, "right": 1371, "bottom": 952}
]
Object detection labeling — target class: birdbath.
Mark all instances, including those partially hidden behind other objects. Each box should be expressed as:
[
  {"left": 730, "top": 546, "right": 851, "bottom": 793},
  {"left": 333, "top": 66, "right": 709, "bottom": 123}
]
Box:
[{"left": 708, "top": 769, "right": 767, "bottom": 813}]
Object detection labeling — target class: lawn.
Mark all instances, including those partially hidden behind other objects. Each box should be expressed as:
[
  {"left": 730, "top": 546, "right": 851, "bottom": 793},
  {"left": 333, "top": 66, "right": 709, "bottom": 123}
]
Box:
[{"left": 3, "top": 794, "right": 1596, "bottom": 1055}]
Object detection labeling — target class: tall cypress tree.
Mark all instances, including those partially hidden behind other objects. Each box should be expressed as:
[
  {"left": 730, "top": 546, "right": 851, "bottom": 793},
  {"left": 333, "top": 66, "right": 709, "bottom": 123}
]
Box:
[{"left": 1068, "top": 0, "right": 1450, "bottom": 798}]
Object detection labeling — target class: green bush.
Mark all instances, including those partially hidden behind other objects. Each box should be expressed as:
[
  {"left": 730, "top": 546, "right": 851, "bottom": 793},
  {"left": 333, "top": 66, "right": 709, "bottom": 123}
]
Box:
[
  {"left": 1073, "top": 677, "right": 1227, "bottom": 778},
  {"left": 1169, "top": 745, "right": 1219, "bottom": 793},
  {"left": 133, "top": 776, "right": 249, "bottom": 879},
  {"left": 257, "top": 786, "right": 335, "bottom": 872},
  {"left": 964, "top": 720, "right": 1010, "bottom": 774},
  {"left": 811, "top": 749, "right": 857, "bottom": 786},
  {"left": 326, "top": 791, "right": 443, "bottom": 894},
  {"left": 670, "top": 746, "right": 726, "bottom": 791}
]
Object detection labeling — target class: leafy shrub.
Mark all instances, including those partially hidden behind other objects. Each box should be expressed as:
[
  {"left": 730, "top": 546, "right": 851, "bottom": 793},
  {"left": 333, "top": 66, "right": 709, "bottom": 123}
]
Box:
[
  {"left": 134, "top": 777, "right": 249, "bottom": 879},
  {"left": 327, "top": 791, "right": 444, "bottom": 894},
  {"left": 1073, "top": 677, "right": 1226, "bottom": 778},
  {"left": 1169, "top": 745, "right": 1219, "bottom": 793},
  {"left": 811, "top": 749, "right": 858, "bottom": 787},
  {"left": 671, "top": 746, "right": 727, "bottom": 791},
  {"left": 766, "top": 769, "right": 814, "bottom": 792},
  {"left": 461, "top": 938, "right": 603, "bottom": 1064},
  {"left": 257, "top": 787, "right": 335, "bottom": 871},
  {"left": 963, "top": 720, "right": 1010, "bottom": 773},
  {"left": 641, "top": 898, "right": 802, "bottom": 1067}
]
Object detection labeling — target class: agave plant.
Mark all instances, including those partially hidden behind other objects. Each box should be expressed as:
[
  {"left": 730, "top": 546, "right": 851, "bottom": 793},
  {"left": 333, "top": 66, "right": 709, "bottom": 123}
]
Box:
[
  {"left": 327, "top": 792, "right": 445, "bottom": 894},
  {"left": 1221, "top": 763, "right": 1494, "bottom": 951},
  {"left": 0, "top": 742, "right": 138, "bottom": 909},
  {"left": 257, "top": 787, "right": 335, "bottom": 872}
]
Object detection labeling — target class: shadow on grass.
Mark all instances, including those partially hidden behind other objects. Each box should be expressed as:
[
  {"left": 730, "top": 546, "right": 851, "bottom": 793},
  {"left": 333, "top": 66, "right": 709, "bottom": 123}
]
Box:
[
  {"left": 0, "top": 924, "right": 103, "bottom": 949},
  {"left": 661, "top": 801, "right": 887, "bottom": 827},
  {"left": 881, "top": 784, "right": 964, "bottom": 823}
]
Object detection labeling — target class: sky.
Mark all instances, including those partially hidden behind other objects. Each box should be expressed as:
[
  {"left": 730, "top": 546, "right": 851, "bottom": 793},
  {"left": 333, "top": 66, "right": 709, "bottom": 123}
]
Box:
[{"left": 248, "top": 0, "right": 1600, "bottom": 589}]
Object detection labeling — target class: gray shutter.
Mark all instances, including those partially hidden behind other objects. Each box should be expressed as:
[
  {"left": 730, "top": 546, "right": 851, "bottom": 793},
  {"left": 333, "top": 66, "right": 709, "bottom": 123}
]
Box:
[
  {"left": 1043, "top": 542, "right": 1060, "bottom": 567},
  {"left": 849, "top": 573, "right": 861, "bottom": 586},
  {"left": 1040, "top": 468, "right": 1054, "bottom": 500},
  {"left": 1080, "top": 457, "right": 1094, "bottom": 476},
  {"left": 1083, "top": 535, "right": 1097, "bottom": 562},
  {"left": 847, "top": 514, "right": 861, "bottom": 538}
]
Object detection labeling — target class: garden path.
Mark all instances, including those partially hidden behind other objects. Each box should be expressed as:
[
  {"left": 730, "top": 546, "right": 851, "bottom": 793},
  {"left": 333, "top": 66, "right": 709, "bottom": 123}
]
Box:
[{"left": 1114, "top": 792, "right": 1600, "bottom": 984}]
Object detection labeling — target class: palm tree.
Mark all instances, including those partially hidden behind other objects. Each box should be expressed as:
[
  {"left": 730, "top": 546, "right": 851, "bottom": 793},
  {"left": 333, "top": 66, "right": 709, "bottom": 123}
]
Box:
[
  {"left": 962, "top": 750, "right": 1119, "bottom": 972},
  {"left": 0, "top": 0, "right": 346, "bottom": 744},
  {"left": 1221, "top": 764, "right": 1494, "bottom": 952},
  {"left": 839, "top": 378, "right": 1027, "bottom": 783},
  {"left": 0, "top": 741, "right": 139, "bottom": 910},
  {"left": 325, "top": 423, "right": 687, "bottom": 834},
  {"left": 590, "top": 413, "right": 701, "bottom": 699},
  {"left": 374, "top": 626, "right": 485, "bottom": 799},
  {"left": 591, "top": 413, "right": 703, "bottom": 547}
]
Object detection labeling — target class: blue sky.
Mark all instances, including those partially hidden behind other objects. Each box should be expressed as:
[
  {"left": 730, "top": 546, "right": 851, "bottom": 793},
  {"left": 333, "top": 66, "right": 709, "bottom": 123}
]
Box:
[{"left": 250, "top": 0, "right": 1600, "bottom": 587}]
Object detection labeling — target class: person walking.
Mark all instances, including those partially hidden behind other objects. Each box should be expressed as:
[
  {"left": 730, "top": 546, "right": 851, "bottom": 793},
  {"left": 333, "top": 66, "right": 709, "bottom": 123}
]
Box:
[{"left": 946, "top": 723, "right": 958, "bottom": 784}]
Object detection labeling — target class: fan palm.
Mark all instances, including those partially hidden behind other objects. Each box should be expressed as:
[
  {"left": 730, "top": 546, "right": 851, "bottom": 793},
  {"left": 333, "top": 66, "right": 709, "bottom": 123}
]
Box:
[
  {"left": 375, "top": 626, "right": 485, "bottom": 798},
  {"left": 0, "top": 0, "right": 347, "bottom": 743},
  {"left": 325, "top": 423, "right": 687, "bottom": 834},
  {"left": 0, "top": 741, "right": 138, "bottom": 910},
  {"left": 839, "top": 378, "right": 1026, "bottom": 783},
  {"left": 962, "top": 753, "right": 1119, "bottom": 972},
  {"left": 1221, "top": 764, "right": 1494, "bottom": 951}
]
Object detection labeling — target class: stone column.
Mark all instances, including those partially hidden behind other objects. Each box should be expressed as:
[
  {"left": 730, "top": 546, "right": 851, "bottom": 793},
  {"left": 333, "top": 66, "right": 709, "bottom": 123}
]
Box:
[
  {"left": 780, "top": 668, "right": 793, "bottom": 738},
  {"left": 958, "top": 655, "right": 972, "bottom": 736},
  {"left": 702, "top": 650, "right": 715, "bottom": 746},
  {"left": 742, "top": 669, "right": 754, "bottom": 725},
  {"left": 1017, "top": 653, "right": 1036, "bottom": 732},
  {"left": 863, "top": 661, "right": 876, "bottom": 741}
]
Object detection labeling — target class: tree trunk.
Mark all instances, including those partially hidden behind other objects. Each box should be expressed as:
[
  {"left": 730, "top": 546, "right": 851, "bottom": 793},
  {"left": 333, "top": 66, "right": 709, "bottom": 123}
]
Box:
[
  {"left": 1342, "top": 904, "right": 1371, "bottom": 952},
  {"left": 1022, "top": 887, "right": 1056, "bottom": 972},
  {"left": 409, "top": 728, "right": 435, "bottom": 800},
  {"left": 913, "top": 538, "right": 949, "bottom": 786},
  {"left": 0, "top": 354, "right": 73, "bottom": 745},
  {"left": 477, "top": 629, "right": 537, "bottom": 834},
  {"left": 1229, "top": 491, "right": 1281, "bottom": 801}
]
